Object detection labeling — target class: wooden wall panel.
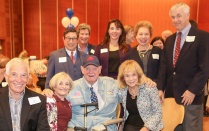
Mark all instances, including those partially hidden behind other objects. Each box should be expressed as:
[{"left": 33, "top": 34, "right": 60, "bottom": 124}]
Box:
[
  {"left": 198, "top": 0, "right": 209, "bottom": 32},
  {"left": 41, "top": 0, "right": 57, "bottom": 59},
  {"left": 57, "top": 0, "right": 72, "bottom": 49},
  {"left": 120, "top": 0, "right": 198, "bottom": 47},
  {"left": 87, "top": 0, "right": 99, "bottom": 45},
  {"left": 23, "top": 0, "right": 40, "bottom": 58}
]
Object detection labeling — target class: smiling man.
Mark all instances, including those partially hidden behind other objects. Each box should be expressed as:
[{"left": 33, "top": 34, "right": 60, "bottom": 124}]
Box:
[
  {"left": 66, "top": 55, "right": 118, "bottom": 131},
  {"left": 157, "top": 3, "right": 209, "bottom": 131},
  {"left": 77, "top": 23, "right": 95, "bottom": 55},
  {"left": 0, "top": 58, "right": 49, "bottom": 131},
  {"left": 43, "top": 28, "right": 88, "bottom": 96}
]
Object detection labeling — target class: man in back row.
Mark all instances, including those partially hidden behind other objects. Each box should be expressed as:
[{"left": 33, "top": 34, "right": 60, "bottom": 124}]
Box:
[
  {"left": 157, "top": 3, "right": 209, "bottom": 131},
  {"left": 44, "top": 28, "right": 88, "bottom": 96}
]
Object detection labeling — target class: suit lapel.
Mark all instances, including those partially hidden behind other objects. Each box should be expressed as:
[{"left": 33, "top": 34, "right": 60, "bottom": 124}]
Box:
[
  {"left": 167, "top": 34, "right": 176, "bottom": 68},
  {"left": 60, "top": 48, "right": 71, "bottom": 74},
  {"left": 80, "top": 79, "right": 91, "bottom": 103},
  {"left": 175, "top": 27, "right": 196, "bottom": 67},
  {"left": 20, "top": 88, "right": 31, "bottom": 131},
  {"left": 0, "top": 87, "right": 13, "bottom": 130}
]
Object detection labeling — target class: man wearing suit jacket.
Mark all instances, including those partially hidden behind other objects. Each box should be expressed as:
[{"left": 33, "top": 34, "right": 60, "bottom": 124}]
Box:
[
  {"left": 43, "top": 28, "right": 88, "bottom": 96},
  {"left": 157, "top": 3, "right": 209, "bottom": 131},
  {"left": 0, "top": 58, "right": 49, "bottom": 131},
  {"left": 77, "top": 23, "right": 95, "bottom": 55}
]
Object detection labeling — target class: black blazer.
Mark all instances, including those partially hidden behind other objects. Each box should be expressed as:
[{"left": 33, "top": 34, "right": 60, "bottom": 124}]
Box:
[
  {"left": 87, "top": 43, "right": 96, "bottom": 55},
  {"left": 0, "top": 87, "right": 49, "bottom": 131},
  {"left": 129, "top": 46, "right": 162, "bottom": 82},
  {"left": 157, "top": 26, "right": 209, "bottom": 104}
]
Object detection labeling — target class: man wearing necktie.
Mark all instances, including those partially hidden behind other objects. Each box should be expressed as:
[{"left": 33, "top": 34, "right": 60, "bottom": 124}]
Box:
[
  {"left": 66, "top": 55, "right": 118, "bottom": 131},
  {"left": 43, "top": 28, "right": 88, "bottom": 96},
  {"left": 157, "top": 3, "right": 209, "bottom": 131}
]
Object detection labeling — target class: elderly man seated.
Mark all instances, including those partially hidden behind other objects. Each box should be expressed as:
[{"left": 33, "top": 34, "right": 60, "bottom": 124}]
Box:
[{"left": 66, "top": 55, "right": 118, "bottom": 131}]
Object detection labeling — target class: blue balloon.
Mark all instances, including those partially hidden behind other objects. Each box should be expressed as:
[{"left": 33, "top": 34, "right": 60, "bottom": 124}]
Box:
[
  {"left": 66, "top": 8, "right": 74, "bottom": 18},
  {"left": 67, "top": 24, "right": 75, "bottom": 29}
]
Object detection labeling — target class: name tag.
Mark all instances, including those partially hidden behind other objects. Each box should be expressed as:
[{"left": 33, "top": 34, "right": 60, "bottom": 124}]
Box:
[
  {"left": 59, "top": 57, "right": 67, "bottom": 63},
  {"left": 152, "top": 54, "right": 159, "bottom": 60},
  {"left": 28, "top": 96, "right": 41, "bottom": 105},
  {"left": 90, "top": 49, "right": 95, "bottom": 54},
  {"left": 101, "top": 48, "right": 108, "bottom": 53},
  {"left": 186, "top": 36, "right": 195, "bottom": 42},
  {"left": 2, "top": 82, "right": 8, "bottom": 87}
]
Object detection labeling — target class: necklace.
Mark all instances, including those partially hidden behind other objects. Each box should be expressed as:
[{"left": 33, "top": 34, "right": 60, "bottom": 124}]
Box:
[
  {"left": 129, "top": 88, "right": 139, "bottom": 99},
  {"left": 137, "top": 44, "right": 150, "bottom": 58}
]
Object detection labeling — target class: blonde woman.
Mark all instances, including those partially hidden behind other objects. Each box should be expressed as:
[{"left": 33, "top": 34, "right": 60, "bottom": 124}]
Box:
[
  {"left": 46, "top": 72, "right": 73, "bottom": 131},
  {"left": 117, "top": 60, "right": 163, "bottom": 131}
]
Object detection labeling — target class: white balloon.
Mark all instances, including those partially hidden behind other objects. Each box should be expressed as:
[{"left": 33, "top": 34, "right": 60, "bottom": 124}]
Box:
[
  {"left": 70, "top": 16, "right": 79, "bottom": 27},
  {"left": 61, "top": 17, "right": 71, "bottom": 28}
]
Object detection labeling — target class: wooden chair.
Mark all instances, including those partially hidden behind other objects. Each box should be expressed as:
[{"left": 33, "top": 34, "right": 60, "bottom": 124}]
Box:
[{"left": 162, "top": 98, "right": 184, "bottom": 131}]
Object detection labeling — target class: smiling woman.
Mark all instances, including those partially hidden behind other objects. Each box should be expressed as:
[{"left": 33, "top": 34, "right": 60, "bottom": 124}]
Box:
[{"left": 46, "top": 72, "right": 74, "bottom": 131}]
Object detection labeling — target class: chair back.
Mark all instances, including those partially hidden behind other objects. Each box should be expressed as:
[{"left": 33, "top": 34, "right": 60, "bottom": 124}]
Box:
[{"left": 162, "top": 98, "right": 184, "bottom": 131}]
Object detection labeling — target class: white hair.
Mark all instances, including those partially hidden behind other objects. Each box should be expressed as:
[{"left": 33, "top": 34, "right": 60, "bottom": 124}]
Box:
[
  {"left": 5, "top": 58, "right": 29, "bottom": 75},
  {"left": 169, "top": 3, "right": 190, "bottom": 16}
]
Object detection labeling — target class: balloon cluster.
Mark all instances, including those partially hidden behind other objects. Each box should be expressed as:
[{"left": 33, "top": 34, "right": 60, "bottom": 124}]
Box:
[{"left": 61, "top": 8, "right": 79, "bottom": 28}]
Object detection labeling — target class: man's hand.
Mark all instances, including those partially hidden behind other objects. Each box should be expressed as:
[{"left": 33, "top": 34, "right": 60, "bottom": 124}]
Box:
[
  {"left": 145, "top": 77, "right": 156, "bottom": 88},
  {"left": 158, "top": 90, "right": 164, "bottom": 104},
  {"left": 42, "top": 89, "right": 54, "bottom": 98},
  {"left": 181, "top": 90, "right": 195, "bottom": 106}
]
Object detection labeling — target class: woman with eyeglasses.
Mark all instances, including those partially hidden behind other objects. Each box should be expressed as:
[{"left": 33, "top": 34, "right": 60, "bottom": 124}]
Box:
[{"left": 94, "top": 19, "right": 131, "bottom": 79}]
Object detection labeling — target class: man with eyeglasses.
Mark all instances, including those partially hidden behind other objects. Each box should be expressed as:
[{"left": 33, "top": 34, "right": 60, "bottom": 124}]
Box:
[{"left": 43, "top": 28, "right": 88, "bottom": 96}]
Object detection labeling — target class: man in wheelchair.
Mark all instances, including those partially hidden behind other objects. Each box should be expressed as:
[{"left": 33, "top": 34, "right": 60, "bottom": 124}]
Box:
[{"left": 66, "top": 55, "right": 118, "bottom": 131}]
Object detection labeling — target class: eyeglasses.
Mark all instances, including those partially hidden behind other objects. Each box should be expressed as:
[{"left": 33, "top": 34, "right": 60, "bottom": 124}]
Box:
[{"left": 65, "top": 37, "right": 77, "bottom": 42}]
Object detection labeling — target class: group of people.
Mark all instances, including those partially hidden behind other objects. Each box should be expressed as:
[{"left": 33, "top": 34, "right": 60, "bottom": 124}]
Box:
[{"left": 0, "top": 2, "right": 209, "bottom": 131}]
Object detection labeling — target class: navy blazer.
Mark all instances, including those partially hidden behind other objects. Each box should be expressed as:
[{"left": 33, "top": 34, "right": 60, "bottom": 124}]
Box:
[
  {"left": 0, "top": 87, "right": 49, "bottom": 131},
  {"left": 157, "top": 26, "right": 209, "bottom": 104},
  {"left": 45, "top": 48, "right": 88, "bottom": 88},
  {"left": 129, "top": 46, "right": 162, "bottom": 82},
  {"left": 94, "top": 44, "right": 131, "bottom": 78}
]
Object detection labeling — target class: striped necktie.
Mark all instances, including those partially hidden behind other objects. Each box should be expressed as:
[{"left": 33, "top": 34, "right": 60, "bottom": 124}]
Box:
[{"left": 173, "top": 32, "right": 182, "bottom": 67}]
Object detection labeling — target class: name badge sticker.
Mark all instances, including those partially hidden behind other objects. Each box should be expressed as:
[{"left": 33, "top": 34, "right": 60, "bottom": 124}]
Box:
[
  {"left": 90, "top": 49, "right": 95, "bottom": 54},
  {"left": 101, "top": 48, "right": 108, "bottom": 53},
  {"left": 28, "top": 96, "right": 41, "bottom": 105},
  {"left": 2, "top": 82, "right": 8, "bottom": 87},
  {"left": 59, "top": 57, "right": 67, "bottom": 63},
  {"left": 152, "top": 54, "right": 159, "bottom": 60},
  {"left": 186, "top": 36, "right": 195, "bottom": 42}
]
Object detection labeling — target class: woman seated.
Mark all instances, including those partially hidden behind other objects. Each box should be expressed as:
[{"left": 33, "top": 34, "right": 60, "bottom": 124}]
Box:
[
  {"left": 117, "top": 60, "right": 163, "bottom": 131},
  {"left": 26, "top": 74, "right": 42, "bottom": 94},
  {"left": 46, "top": 72, "right": 74, "bottom": 131}
]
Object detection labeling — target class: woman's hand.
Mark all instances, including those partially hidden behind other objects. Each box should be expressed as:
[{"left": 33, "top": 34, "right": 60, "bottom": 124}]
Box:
[{"left": 140, "top": 126, "right": 149, "bottom": 131}]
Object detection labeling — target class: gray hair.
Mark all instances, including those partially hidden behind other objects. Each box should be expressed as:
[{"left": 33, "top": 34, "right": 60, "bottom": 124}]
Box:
[
  {"left": 5, "top": 58, "right": 29, "bottom": 75},
  {"left": 169, "top": 3, "right": 190, "bottom": 16}
]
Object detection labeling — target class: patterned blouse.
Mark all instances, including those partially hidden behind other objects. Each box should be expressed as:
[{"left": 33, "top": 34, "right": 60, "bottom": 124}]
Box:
[
  {"left": 46, "top": 95, "right": 72, "bottom": 131},
  {"left": 118, "top": 84, "right": 164, "bottom": 131}
]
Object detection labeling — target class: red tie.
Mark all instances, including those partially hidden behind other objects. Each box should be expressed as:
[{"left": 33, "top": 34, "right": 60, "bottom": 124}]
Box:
[
  {"left": 71, "top": 51, "right": 75, "bottom": 64},
  {"left": 173, "top": 32, "right": 182, "bottom": 67}
]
